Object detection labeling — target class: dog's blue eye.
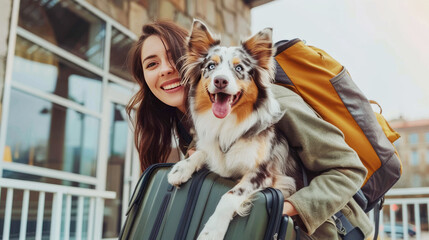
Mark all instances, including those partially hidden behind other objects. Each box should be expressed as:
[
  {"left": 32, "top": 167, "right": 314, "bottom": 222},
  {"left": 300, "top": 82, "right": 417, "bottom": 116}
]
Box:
[
  {"left": 208, "top": 63, "right": 216, "bottom": 70},
  {"left": 235, "top": 65, "right": 243, "bottom": 72}
]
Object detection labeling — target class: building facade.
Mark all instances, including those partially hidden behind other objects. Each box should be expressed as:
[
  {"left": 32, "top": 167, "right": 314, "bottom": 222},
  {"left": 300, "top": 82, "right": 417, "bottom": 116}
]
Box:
[
  {"left": 0, "top": 0, "right": 270, "bottom": 239},
  {"left": 390, "top": 118, "right": 429, "bottom": 189}
]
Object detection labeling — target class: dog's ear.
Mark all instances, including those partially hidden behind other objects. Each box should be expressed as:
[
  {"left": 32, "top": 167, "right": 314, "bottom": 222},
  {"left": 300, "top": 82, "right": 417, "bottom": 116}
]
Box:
[
  {"left": 242, "top": 28, "right": 274, "bottom": 70},
  {"left": 188, "top": 20, "right": 220, "bottom": 58}
]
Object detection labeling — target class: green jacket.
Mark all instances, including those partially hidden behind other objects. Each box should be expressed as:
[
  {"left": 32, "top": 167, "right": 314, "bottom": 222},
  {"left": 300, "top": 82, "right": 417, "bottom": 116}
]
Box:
[{"left": 271, "top": 84, "right": 373, "bottom": 239}]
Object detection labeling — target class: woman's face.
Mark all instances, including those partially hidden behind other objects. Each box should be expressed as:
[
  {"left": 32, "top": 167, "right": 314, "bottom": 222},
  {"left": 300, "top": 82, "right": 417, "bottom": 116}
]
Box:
[{"left": 141, "top": 35, "right": 186, "bottom": 112}]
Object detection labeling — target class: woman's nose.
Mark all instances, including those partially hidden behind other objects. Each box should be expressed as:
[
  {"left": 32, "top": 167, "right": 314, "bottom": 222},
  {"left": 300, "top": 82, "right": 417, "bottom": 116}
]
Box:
[{"left": 160, "top": 61, "right": 175, "bottom": 76}]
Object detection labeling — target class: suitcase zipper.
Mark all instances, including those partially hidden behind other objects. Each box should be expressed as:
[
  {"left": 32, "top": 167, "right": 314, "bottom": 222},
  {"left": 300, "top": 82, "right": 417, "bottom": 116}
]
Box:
[
  {"left": 120, "top": 163, "right": 174, "bottom": 240},
  {"left": 149, "top": 193, "right": 172, "bottom": 240},
  {"left": 174, "top": 168, "right": 211, "bottom": 240},
  {"left": 263, "top": 188, "right": 284, "bottom": 240},
  {"left": 126, "top": 163, "right": 174, "bottom": 216}
]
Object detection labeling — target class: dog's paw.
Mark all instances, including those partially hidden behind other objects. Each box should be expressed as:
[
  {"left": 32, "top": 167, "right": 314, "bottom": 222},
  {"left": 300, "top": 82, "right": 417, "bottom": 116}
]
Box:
[
  {"left": 197, "top": 227, "right": 227, "bottom": 240},
  {"left": 197, "top": 215, "right": 229, "bottom": 240},
  {"left": 167, "top": 160, "right": 195, "bottom": 186}
]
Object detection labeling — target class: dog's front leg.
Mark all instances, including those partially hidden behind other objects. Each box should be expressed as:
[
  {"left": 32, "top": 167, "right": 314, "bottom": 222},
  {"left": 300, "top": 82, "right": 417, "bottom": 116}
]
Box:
[
  {"left": 167, "top": 150, "right": 207, "bottom": 187},
  {"left": 197, "top": 171, "right": 267, "bottom": 240}
]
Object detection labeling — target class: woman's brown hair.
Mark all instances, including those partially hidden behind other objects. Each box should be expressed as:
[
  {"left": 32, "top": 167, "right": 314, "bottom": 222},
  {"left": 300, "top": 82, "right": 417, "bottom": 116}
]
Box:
[{"left": 127, "top": 20, "right": 189, "bottom": 171}]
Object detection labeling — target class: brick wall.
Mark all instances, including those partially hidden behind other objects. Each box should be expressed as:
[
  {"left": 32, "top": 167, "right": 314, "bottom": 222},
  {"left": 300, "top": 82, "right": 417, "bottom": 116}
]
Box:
[{"left": 86, "top": 0, "right": 253, "bottom": 45}]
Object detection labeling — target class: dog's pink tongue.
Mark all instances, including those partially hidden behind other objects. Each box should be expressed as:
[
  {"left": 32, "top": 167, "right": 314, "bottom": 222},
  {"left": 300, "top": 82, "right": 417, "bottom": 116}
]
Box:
[{"left": 212, "top": 93, "right": 231, "bottom": 119}]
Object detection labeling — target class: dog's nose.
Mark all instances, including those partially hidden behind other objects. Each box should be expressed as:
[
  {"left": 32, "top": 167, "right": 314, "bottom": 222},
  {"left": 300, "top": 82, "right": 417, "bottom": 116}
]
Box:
[{"left": 214, "top": 77, "right": 228, "bottom": 89}]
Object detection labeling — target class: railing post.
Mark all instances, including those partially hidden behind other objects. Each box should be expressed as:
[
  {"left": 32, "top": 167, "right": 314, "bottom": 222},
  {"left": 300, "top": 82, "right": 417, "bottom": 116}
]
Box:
[
  {"left": 402, "top": 203, "right": 408, "bottom": 240},
  {"left": 414, "top": 203, "right": 421, "bottom": 240},
  {"left": 19, "top": 189, "right": 30, "bottom": 240},
  {"left": 76, "top": 196, "right": 84, "bottom": 240},
  {"left": 0, "top": 178, "right": 115, "bottom": 240},
  {"left": 87, "top": 197, "right": 95, "bottom": 240},
  {"left": 50, "top": 192, "right": 64, "bottom": 239},
  {"left": 2, "top": 188, "right": 14, "bottom": 240},
  {"left": 93, "top": 197, "right": 105, "bottom": 239},
  {"left": 64, "top": 194, "right": 72, "bottom": 240},
  {"left": 35, "top": 192, "right": 45, "bottom": 240},
  {"left": 390, "top": 205, "right": 396, "bottom": 240}
]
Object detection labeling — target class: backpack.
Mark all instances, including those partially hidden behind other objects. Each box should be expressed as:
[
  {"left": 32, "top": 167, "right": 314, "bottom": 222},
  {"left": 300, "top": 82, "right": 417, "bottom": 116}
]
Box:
[{"left": 274, "top": 39, "right": 402, "bottom": 239}]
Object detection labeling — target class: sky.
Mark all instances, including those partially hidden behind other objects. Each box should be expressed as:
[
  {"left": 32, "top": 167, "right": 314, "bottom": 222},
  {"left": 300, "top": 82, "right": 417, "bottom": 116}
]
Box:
[{"left": 251, "top": 0, "right": 429, "bottom": 121}]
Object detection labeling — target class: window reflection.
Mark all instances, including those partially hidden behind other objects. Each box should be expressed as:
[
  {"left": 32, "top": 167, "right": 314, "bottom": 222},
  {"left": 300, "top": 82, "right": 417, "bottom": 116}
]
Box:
[
  {"left": 109, "top": 81, "right": 135, "bottom": 99},
  {"left": 110, "top": 27, "right": 134, "bottom": 81},
  {"left": 103, "top": 103, "right": 128, "bottom": 238},
  {"left": 409, "top": 133, "right": 418, "bottom": 145},
  {"left": 5, "top": 89, "right": 99, "bottom": 177},
  {"left": 13, "top": 36, "right": 102, "bottom": 112},
  {"left": 18, "top": 0, "right": 105, "bottom": 68}
]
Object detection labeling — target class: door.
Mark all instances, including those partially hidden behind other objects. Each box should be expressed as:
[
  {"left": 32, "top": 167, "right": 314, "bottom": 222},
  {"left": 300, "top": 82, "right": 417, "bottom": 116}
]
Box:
[{"left": 101, "top": 83, "right": 140, "bottom": 239}]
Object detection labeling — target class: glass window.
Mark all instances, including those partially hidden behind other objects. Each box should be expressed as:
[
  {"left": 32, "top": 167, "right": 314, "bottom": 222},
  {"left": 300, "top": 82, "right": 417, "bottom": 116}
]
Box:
[
  {"left": 13, "top": 36, "right": 102, "bottom": 112},
  {"left": 110, "top": 27, "right": 134, "bottom": 81},
  {"left": 109, "top": 81, "right": 135, "bottom": 98},
  {"left": 408, "top": 133, "right": 418, "bottom": 144},
  {"left": 426, "top": 150, "right": 429, "bottom": 164},
  {"left": 4, "top": 89, "right": 99, "bottom": 177},
  {"left": 103, "top": 103, "right": 129, "bottom": 238},
  {"left": 412, "top": 175, "right": 422, "bottom": 187},
  {"left": 18, "top": 0, "right": 106, "bottom": 68},
  {"left": 410, "top": 151, "right": 419, "bottom": 166}
]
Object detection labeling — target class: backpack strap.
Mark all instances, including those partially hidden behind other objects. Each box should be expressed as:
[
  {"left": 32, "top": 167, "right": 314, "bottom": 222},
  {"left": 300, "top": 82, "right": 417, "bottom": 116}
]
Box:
[
  {"left": 290, "top": 147, "right": 364, "bottom": 239},
  {"left": 333, "top": 211, "right": 365, "bottom": 240},
  {"left": 372, "top": 198, "right": 384, "bottom": 240}
]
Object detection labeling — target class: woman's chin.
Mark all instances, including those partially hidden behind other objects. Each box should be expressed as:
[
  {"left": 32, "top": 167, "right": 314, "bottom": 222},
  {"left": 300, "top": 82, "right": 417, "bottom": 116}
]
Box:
[{"left": 158, "top": 88, "right": 186, "bottom": 109}]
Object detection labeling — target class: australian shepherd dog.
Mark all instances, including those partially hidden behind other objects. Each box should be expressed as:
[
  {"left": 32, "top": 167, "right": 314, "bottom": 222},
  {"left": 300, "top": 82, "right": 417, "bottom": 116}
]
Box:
[{"left": 168, "top": 20, "right": 300, "bottom": 240}]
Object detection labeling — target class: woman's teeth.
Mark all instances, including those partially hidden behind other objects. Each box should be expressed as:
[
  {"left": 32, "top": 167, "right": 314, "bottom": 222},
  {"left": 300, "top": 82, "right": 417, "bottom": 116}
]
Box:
[{"left": 162, "top": 82, "right": 181, "bottom": 90}]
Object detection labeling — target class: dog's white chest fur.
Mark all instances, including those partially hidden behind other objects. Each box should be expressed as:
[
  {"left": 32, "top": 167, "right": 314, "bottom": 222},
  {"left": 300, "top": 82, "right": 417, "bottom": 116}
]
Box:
[{"left": 194, "top": 111, "right": 264, "bottom": 178}]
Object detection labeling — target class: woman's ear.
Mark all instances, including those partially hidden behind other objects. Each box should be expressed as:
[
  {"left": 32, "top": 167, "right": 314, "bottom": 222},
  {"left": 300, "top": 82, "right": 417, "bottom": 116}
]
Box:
[
  {"left": 241, "top": 28, "right": 274, "bottom": 70},
  {"left": 187, "top": 19, "right": 220, "bottom": 59}
]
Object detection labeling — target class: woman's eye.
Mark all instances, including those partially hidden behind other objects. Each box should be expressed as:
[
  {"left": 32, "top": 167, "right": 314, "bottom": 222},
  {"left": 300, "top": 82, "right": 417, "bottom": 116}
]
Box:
[
  {"left": 235, "top": 65, "right": 243, "bottom": 72},
  {"left": 146, "top": 62, "right": 157, "bottom": 69},
  {"left": 208, "top": 63, "right": 216, "bottom": 70}
]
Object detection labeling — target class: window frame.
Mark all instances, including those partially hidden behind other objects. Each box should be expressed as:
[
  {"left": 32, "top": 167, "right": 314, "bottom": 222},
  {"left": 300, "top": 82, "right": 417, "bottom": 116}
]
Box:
[{"left": 0, "top": 0, "right": 138, "bottom": 189}]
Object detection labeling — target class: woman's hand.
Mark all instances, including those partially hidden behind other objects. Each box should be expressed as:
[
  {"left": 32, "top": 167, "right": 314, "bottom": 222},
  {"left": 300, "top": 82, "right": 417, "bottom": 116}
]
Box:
[{"left": 283, "top": 201, "right": 298, "bottom": 216}]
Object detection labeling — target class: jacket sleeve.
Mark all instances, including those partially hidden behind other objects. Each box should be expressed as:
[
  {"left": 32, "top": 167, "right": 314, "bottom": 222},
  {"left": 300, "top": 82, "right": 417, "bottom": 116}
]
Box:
[{"left": 275, "top": 89, "right": 368, "bottom": 235}]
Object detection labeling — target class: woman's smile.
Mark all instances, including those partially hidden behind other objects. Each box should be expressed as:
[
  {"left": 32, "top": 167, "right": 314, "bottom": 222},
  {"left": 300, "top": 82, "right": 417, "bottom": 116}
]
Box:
[
  {"left": 161, "top": 78, "right": 183, "bottom": 92},
  {"left": 141, "top": 35, "right": 186, "bottom": 112}
]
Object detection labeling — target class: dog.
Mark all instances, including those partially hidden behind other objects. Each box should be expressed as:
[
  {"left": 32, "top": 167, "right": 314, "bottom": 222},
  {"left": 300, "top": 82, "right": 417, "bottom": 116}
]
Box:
[{"left": 168, "top": 20, "right": 301, "bottom": 240}]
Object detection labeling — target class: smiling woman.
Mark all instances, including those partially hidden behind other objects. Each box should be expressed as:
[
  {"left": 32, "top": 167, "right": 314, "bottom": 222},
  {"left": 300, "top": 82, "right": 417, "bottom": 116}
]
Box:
[
  {"left": 141, "top": 35, "right": 185, "bottom": 112},
  {"left": 126, "top": 21, "right": 190, "bottom": 171}
]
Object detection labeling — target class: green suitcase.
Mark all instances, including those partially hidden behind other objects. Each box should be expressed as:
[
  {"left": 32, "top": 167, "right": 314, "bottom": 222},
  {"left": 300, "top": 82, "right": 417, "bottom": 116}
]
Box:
[{"left": 120, "top": 163, "right": 295, "bottom": 240}]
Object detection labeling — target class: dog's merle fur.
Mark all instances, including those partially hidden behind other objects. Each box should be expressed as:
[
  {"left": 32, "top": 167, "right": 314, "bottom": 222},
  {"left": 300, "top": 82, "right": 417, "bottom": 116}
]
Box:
[{"left": 168, "top": 20, "right": 301, "bottom": 240}]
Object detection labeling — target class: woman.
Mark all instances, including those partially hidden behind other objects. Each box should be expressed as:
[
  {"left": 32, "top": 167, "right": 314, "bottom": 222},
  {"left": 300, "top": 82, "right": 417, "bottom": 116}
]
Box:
[
  {"left": 127, "top": 20, "right": 373, "bottom": 239},
  {"left": 127, "top": 21, "right": 192, "bottom": 171}
]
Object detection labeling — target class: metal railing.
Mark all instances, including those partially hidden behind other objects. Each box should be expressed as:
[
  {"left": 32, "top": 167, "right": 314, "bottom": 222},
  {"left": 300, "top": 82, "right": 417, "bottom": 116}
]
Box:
[
  {"left": 369, "top": 187, "right": 429, "bottom": 240},
  {"left": 0, "top": 178, "right": 116, "bottom": 240},
  {"left": 1, "top": 178, "right": 428, "bottom": 240}
]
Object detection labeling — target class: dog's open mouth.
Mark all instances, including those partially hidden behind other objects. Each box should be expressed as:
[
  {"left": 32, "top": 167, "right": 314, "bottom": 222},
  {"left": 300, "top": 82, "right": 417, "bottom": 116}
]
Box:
[{"left": 208, "top": 91, "right": 242, "bottom": 118}]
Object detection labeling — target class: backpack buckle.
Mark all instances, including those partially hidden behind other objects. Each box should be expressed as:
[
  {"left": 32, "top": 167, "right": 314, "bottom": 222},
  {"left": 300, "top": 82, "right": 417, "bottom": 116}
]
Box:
[
  {"left": 333, "top": 215, "right": 347, "bottom": 236},
  {"left": 379, "top": 197, "right": 385, "bottom": 210}
]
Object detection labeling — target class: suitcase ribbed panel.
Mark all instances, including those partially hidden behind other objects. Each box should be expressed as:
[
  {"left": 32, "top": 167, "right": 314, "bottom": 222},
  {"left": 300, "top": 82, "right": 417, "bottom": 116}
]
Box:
[{"left": 119, "top": 164, "right": 296, "bottom": 240}]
